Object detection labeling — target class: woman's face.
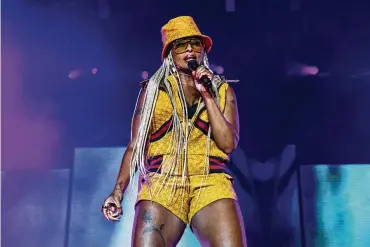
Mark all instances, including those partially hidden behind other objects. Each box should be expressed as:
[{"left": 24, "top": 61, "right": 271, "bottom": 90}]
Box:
[{"left": 170, "top": 37, "right": 204, "bottom": 72}]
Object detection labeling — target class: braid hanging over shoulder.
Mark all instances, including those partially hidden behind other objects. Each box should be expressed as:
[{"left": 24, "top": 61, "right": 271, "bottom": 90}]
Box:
[{"left": 128, "top": 52, "right": 223, "bottom": 194}]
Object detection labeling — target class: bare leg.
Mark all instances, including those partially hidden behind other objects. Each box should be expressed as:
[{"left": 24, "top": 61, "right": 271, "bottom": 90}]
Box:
[
  {"left": 191, "top": 199, "right": 247, "bottom": 247},
  {"left": 132, "top": 200, "right": 186, "bottom": 247}
]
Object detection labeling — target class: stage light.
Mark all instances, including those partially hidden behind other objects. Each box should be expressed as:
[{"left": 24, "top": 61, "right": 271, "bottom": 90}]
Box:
[
  {"left": 287, "top": 62, "right": 319, "bottom": 77},
  {"left": 68, "top": 69, "right": 81, "bottom": 80},
  {"left": 216, "top": 66, "right": 224, "bottom": 74},
  {"left": 225, "top": 0, "right": 235, "bottom": 12},
  {"left": 141, "top": 71, "right": 149, "bottom": 80},
  {"left": 209, "top": 64, "right": 224, "bottom": 74},
  {"left": 302, "top": 65, "right": 319, "bottom": 76}
]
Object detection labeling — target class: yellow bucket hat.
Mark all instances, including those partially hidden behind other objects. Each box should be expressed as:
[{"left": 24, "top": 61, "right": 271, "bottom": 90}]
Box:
[{"left": 161, "top": 16, "right": 213, "bottom": 60}]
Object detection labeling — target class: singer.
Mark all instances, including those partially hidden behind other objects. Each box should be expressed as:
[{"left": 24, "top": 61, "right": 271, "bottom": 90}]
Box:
[{"left": 102, "top": 16, "right": 247, "bottom": 247}]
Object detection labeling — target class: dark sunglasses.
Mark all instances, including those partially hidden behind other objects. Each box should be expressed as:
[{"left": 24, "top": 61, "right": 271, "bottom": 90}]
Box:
[{"left": 172, "top": 38, "right": 204, "bottom": 54}]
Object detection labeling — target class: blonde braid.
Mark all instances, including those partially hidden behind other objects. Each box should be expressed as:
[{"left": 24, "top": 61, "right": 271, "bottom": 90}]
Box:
[{"left": 129, "top": 51, "right": 224, "bottom": 206}]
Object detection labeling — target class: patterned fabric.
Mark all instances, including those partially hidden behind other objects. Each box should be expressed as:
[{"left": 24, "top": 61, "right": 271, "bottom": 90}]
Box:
[
  {"left": 161, "top": 16, "right": 212, "bottom": 60},
  {"left": 146, "top": 74, "right": 230, "bottom": 176},
  {"left": 146, "top": 155, "right": 231, "bottom": 176},
  {"left": 136, "top": 73, "right": 237, "bottom": 222},
  {"left": 136, "top": 172, "right": 237, "bottom": 224}
]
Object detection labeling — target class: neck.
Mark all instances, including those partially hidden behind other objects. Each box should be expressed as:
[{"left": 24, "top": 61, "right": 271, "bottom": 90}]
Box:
[
  {"left": 176, "top": 71, "right": 200, "bottom": 106},
  {"left": 178, "top": 71, "right": 195, "bottom": 86}
]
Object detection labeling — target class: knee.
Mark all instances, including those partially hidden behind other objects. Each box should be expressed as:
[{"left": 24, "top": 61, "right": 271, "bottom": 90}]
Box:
[{"left": 132, "top": 230, "right": 166, "bottom": 247}]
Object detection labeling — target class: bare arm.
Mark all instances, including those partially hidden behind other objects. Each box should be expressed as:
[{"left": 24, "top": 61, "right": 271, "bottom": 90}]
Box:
[
  {"left": 111, "top": 86, "right": 146, "bottom": 200},
  {"left": 201, "top": 86, "right": 240, "bottom": 154}
]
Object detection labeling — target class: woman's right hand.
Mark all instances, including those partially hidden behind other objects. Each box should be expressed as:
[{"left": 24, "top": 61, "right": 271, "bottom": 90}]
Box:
[{"left": 101, "top": 192, "right": 123, "bottom": 221}]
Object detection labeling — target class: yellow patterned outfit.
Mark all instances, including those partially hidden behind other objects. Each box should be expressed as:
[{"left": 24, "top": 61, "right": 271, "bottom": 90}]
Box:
[{"left": 136, "top": 74, "right": 238, "bottom": 224}]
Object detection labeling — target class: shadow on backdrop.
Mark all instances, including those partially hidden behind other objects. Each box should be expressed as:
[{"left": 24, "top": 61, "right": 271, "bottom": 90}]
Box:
[{"left": 230, "top": 145, "right": 302, "bottom": 247}]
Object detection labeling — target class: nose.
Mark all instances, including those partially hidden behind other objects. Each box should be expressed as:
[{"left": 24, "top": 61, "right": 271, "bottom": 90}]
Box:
[{"left": 185, "top": 43, "right": 193, "bottom": 52}]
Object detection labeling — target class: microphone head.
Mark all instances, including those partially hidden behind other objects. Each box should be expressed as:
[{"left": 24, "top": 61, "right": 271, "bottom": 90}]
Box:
[{"left": 187, "top": 60, "right": 199, "bottom": 71}]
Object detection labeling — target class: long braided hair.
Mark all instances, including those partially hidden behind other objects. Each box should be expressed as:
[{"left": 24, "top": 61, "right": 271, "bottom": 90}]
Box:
[{"left": 129, "top": 51, "right": 222, "bottom": 198}]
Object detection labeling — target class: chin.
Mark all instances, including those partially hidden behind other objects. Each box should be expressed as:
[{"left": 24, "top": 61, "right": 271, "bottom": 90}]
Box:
[
  {"left": 175, "top": 62, "right": 189, "bottom": 71},
  {"left": 177, "top": 68, "right": 192, "bottom": 75}
]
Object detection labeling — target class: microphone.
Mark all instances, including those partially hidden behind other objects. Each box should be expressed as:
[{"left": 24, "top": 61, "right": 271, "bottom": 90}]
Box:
[{"left": 187, "top": 60, "right": 213, "bottom": 90}]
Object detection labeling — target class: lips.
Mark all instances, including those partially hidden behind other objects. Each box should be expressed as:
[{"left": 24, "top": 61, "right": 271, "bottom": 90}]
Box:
[{"left": 185, "top": 55, "right": 196, "bottom": 61}]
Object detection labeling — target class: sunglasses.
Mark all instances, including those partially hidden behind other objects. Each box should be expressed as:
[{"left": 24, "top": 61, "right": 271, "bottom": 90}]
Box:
[{"left": 172, "top": 38, "right": 204, "bottom": 54}]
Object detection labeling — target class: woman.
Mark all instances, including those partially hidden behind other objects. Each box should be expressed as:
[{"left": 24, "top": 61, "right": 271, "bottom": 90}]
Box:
[{"left": 102, "top": 16, "right": 247, "bottom": 247}]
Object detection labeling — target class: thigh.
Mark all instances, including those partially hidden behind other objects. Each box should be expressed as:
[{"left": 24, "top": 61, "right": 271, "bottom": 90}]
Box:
[
  {"left": 132, "top": 200, "right": 186, "bottom": 247},
  {"left": 191, "top": 198, "right": 247, "bottom": 247}
]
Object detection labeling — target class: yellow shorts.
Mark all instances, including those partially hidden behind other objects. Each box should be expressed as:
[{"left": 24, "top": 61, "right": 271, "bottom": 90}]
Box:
[{"left": 136, "top": 172, "right": 238, "bottom": 224}]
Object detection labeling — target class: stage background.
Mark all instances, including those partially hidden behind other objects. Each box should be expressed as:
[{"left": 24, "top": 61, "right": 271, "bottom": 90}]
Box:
[
  {"left": 3, "top": 147, "right": 370, "bottom": 247},
  {"left": 68, "top": 147, "right": 201, "bottom": 247},
  {"left": 300, "top": 164, "right": 370, "bottom": 247},
  {"left": 3, "top": 0, "right": 370, "bottom": 246}
]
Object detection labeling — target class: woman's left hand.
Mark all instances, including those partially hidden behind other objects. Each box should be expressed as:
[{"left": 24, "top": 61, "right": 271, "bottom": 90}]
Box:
[{"left": 192, "top": 66, "right": 214, "bottom": 93}]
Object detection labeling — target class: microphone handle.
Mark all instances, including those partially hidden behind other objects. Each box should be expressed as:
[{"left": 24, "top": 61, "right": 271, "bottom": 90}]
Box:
[
  {"left": 200, "top": 75, "right": 212, "bottom": 89},
  {"left": 200, "top": 75, "right": 215, "bottom": 96}
]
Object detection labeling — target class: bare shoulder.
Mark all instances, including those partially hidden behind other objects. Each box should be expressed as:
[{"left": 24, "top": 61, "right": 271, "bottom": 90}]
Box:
[
  {"left": 226, "top": 84, "right": 238, "bottom": 106},
  {"left": 133, "top": 80, "right": 149, "bottom": 116}
]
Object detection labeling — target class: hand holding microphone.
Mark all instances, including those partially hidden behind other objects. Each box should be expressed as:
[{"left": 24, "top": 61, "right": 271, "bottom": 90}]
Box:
[
  {"left": 187, "top": 60, "right": 214, "bottom": 95},
  {"left": 101, "top": 192, "right": 123, "bottom": 221}
]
